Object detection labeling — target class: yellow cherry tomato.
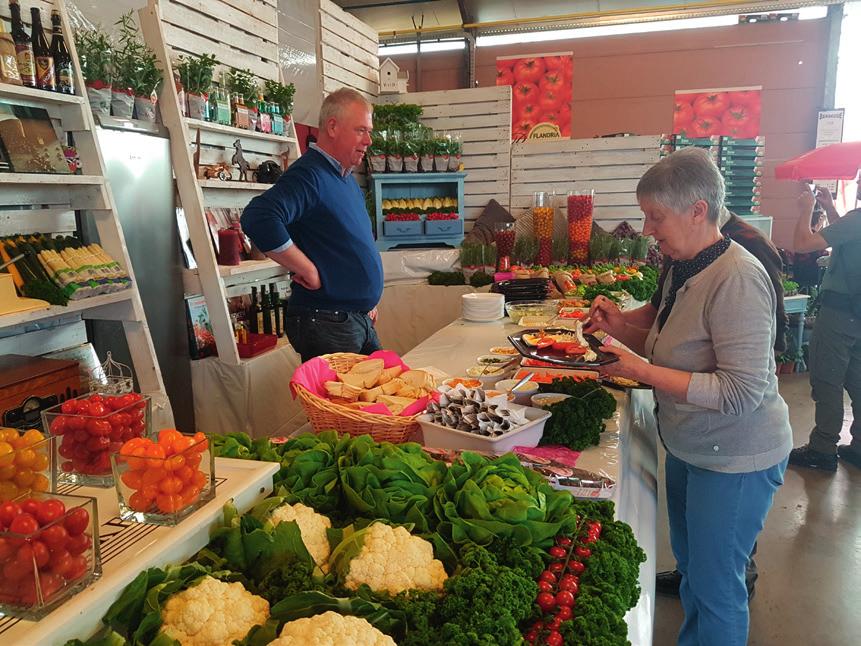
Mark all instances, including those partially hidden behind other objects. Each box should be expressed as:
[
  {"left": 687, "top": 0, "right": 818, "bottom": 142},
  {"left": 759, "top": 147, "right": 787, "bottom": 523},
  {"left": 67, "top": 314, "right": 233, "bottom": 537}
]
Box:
[
  {"left": 0, "top": 480, "right": 18, "bottom": 500},
  {"left": 0, "top": 428, "right": 18, "bottom": 443},
  {"left": 0, "top": 464, "right": 16, "bottom": 480},
  {"left": 31, "top": 473, "right": 50, "bottom": 492},
  {"left": 14, "top": 468, "right": 34, "bottom": 487},
  {"left": 32, "top": 453, "right": 50, "bottom": 472},
  {"left": 14, "top": 448, "right": 36, "bottom": 469},
  {"left": 0, "top": 441, "right": 14, "bottom": 468},
  {"left": 20, "top": 429, "right": 45, "bottom": 447}
]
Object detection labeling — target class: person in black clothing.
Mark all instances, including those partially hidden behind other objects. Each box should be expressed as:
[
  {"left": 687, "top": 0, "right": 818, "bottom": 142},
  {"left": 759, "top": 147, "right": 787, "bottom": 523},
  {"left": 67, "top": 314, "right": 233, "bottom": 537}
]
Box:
[{"left": 620, "top": 207, "right": 786, "bottom": 600}]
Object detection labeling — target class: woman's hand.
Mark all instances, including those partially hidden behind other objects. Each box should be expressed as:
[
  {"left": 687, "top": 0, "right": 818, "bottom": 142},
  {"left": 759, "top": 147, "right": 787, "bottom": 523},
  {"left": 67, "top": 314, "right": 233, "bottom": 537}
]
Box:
[
  {"left": 596, "top": 345, "right": 650, "bottom": 382},
  {"left": 584, "top": 295, "right": 626, "bottom": 337}
]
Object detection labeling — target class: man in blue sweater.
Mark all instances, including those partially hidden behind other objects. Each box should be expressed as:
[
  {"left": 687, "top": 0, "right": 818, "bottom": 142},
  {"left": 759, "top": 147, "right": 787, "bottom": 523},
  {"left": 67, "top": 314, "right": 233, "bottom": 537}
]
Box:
[{"left": 241, "top": 88, "right": 384, "bottom": 362}]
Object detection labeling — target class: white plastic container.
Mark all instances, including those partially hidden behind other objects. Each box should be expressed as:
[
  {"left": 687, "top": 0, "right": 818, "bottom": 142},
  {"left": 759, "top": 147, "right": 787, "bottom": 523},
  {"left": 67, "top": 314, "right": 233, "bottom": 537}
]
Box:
[{"left": 418, "top": 404, "right": 551, "bottom": 455}]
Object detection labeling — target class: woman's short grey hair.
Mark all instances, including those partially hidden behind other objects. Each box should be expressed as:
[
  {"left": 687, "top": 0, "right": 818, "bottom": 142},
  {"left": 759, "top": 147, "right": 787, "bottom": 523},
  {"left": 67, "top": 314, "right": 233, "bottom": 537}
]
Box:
[
  {"left": 318, "top": 88, "right": 372, "bottom": 129},
  {"left": 636, "top": 147, "right": 725, "bottom": 223}
]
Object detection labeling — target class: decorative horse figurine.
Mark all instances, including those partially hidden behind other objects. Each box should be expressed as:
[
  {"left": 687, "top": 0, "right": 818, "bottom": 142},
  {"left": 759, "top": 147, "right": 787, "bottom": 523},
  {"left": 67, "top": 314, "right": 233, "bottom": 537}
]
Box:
[{"left": 232, "top": 139, "right": 250, "bottom": 182}]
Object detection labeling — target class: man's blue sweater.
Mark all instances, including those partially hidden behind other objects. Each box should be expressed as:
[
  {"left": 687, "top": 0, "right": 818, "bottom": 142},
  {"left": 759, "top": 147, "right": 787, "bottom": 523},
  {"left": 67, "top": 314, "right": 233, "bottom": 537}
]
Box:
[{"left": 240, "top": 148, "right": 383, "bottom": 312}]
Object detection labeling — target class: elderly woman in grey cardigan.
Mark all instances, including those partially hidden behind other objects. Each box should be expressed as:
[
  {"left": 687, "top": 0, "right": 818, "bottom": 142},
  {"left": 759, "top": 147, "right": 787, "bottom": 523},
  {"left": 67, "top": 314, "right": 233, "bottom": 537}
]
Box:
[{"left": 587, "top": 147, "right": 792, "bottom": 646}]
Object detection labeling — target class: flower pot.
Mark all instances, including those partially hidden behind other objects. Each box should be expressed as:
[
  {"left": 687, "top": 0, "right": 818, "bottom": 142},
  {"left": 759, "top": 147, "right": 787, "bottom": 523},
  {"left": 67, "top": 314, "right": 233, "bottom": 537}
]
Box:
[
  {"left": 86, "top": 81, "right": 112, "bottom": 118},
  {"left": 134, "top": 94, "right": 157, "bottom": 123},
  {"left": 111, "top": 88, "right": 134, "bottom": 119},
  {"left": 187, "top": 92, "right": 209, "bottom": 121}
]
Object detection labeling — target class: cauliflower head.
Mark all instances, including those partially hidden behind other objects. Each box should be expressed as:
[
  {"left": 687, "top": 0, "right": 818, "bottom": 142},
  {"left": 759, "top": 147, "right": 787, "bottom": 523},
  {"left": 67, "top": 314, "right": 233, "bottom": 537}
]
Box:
[
  {"left": 269, "top": 611, "right": 396, "bottom": 646},
  {"left": 269, "top": 502, "right": 332, "bottom": 570},
  {"left": 161, "top": 576, "right": 269, "bottom": 646},
  {"left": 340, "top": 522, "right": 448, "bottom": 595}
]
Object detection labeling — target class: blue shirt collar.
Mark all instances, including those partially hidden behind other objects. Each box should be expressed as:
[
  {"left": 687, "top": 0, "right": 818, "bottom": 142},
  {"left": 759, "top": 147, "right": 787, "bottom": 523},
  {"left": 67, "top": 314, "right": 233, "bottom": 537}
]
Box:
[{"left": 310, "top": 143, "right": 351, "bottom": 177}]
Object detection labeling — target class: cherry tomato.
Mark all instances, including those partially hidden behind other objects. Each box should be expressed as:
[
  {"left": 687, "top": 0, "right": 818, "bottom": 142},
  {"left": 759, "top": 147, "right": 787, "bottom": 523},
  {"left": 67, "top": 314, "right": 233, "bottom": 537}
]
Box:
[
  {"left": 175, "top": 465, "right": 195, "bottom": 483},
  {"left": 537, "top": 580, "right": 554, "bottom": 593},
  {"left": 524, "top": 631, "right": 537, "bottom": 644},
  {"left": 546, "top": 631, "right": 563, "bottom": 646},
  {"left": 86, "top": 402, "right": 108, "bottom": 418},
  {"left": 141, "top": 467, "right": 167, "bottom": 488},
  {"left": 121, "top": 469, "right": 144, "bottom": 489},
  {"left": 0, "top": 536, "right": 13, "bottom": 560},
  {"left": 536, "top": 591, "right": 556, "bottom": 612},
  {"left": 50, "top": 416, "right": 69, "bottom": 436},
  {"left": 556, "top": 605, "right": 573, "bottom": 621},
  {"left": 66, "top": 532, "right": 91, "bottom": 556},
  {"left": 36, "top": 499, "right": 66, "bottom": 526},
  {"left": 38, "top": 571, "right": 64, "bottom": 599},
  {"left": 66, "top": 553, "right": 88, "bottom": 581},
  {"left": 548, "top": 546, "right": 567, "bottom": 559},
  {"left": 538, "top": 570, "right": 556, "bottom": 584},
  {"left": 66, "top": 416, "right": 87, "bottom": 432},
  {"left": 60, "top": 400, "right": 79, "bottom": 414},
  {"left": 546, "top": 616, "right": 563, "bottom": 631},
  {"left": 190, "top": 432, "right": 208, "bottom": 452},
  {"left": 556, "top": 536, "right": 573, "bottom": 547},
  {"left": 20, "top": 498, "right": 40, "bottom": 516},
  {"left": 10, "top": 513, "right": 39, "bottom": 535},
  {"left": 3, "top": 557, "right": 32, "bottom": 581},
  {"left": 568, "top": 560, "right": 585, "bottom": 574},
  {"left": 128, "top": 491, "right": 151, "bottom": 512},
  {"left": 64, "top": 508, "right": 90, "bottom": 536},
  {"left": 156, "top": 494, "right": 182, "bottom": 514},
  {"left": 30, "top": 540, "right": 50, "bottom": 567},
  {"left": 185, "top": 453, "right": 203, "bottom": 471},
  {"left": 589, "top": 521, "right": 602, "bottom": 534},
  {"left": 39, "top": 523, "right": 69, "bottom": 548},
  {"left": 90, "top": 452, "right": 112, "bottom": 474},
  {"left": 159, "top": 476, "right": 183, "bottom": 495},
  {"left": 555, "top": 590, "right": 575, "bottom": 607},
  {"left": 574, "top": 547, "right": 591, "bottom": 559},
  {"left": 49, "top": 549, "right": 73, "bottom": 577},
  {"left": 172, "top": 436, "right": 196, "bottom": 455},
  {"left": 87, "top": 419, "right": 112, "bottom": 437},
  {"left": 164, "top": 454, "right": 185, "bottom": 472},
  {"left": 548, "top": 561, "right": 565, "bottom": 574},
  {"left": 558, "top": 576, "right": 579, "bottom": 594},
  {"left": 158, "top": 429, "right": 182, "bottom": 450},
  {"left": 0, "top": 500, "right": 21, "bottom": 527},
  {"left": 86, "top": 436, "right": 111, "bottom": 453},
  {"left": 584, "top": 533, "right": 599, "bottom": 544}
]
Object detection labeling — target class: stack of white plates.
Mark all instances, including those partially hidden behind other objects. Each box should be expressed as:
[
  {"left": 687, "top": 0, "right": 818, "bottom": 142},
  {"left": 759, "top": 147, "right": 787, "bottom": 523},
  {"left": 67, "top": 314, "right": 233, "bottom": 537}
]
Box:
[{"left": 462, "top": 292, "right": 505, "bottom": 322}]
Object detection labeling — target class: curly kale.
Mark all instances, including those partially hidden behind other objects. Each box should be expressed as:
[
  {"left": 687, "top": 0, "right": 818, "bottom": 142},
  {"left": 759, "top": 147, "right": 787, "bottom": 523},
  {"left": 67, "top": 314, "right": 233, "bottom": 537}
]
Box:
[
  {"left": 387, "top": 544, "right": 536, "bottom": 646},
  {"left": 538, "top": 378, "right": 617, "bottom": 450},
  {"left": 486, "top": 536, "right": 547, "bottom": 579},
  {"left": 622, "top": 265, "right": 658, "bottom": 302},
  {"left": 254, "top": 559, "right": 325, "bottom": 605}
]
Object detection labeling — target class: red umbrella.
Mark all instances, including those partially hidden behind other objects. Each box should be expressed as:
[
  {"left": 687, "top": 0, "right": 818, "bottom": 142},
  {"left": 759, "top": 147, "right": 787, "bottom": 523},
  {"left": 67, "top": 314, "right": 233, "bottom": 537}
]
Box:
[{"left": 774, "top": 141, "right": 861, "bottom": 181}]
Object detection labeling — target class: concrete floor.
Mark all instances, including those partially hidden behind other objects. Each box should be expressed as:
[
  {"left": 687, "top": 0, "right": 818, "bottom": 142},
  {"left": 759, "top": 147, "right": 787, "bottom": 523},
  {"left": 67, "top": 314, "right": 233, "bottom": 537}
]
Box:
[{"left": 652, "top": 373, "right": 861, "bottom": 646}]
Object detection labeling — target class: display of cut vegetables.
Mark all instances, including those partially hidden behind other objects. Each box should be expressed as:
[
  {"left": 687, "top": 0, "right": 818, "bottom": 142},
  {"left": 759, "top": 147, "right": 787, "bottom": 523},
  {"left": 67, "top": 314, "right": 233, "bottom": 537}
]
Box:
[{"left": 0, "top": 235, "right": 131, "bottom": 305}]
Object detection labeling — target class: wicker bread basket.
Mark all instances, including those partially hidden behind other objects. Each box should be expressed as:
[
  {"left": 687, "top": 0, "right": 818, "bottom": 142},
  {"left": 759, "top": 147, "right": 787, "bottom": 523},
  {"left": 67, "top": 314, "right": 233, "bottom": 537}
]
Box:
[{"left": 290, "top": 352, "right": 421, "bottom": 443}]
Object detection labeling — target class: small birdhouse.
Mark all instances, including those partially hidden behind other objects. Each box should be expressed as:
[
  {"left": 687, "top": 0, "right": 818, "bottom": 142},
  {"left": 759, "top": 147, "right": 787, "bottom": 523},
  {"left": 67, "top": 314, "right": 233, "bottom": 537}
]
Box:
[{"left": 380, "top": 57, "right": 409, "bottom": 94}]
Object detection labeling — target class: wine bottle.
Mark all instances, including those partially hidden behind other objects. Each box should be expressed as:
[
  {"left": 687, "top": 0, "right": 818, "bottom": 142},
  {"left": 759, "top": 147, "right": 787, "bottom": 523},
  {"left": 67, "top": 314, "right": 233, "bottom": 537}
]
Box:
[
  {"left": 261, "top": 284, "right": 272, "bottom": 335},
  {"left": 30, "top": 8, "right": 54, "bottom": 91},
  {"left": 269, "top": 282, "right": 281, "bottom": 337},
  {"left": 49, "top": 10, "right": 73, "bottom": 95},
  {"left": 248, "top": 286, "right": 260, "bottom": 334},
  {"left": 9, "top": 0, "right": 35, "bottom": 88},
  {"left": 0, "top": 16, "right": 22, "bottom": 85}
]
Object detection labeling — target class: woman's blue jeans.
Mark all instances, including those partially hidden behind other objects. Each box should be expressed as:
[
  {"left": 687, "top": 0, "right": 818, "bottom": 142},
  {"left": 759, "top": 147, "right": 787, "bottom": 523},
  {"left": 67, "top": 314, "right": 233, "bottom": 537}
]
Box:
[{"left": 665, "top": 452, "right": 787, "bottom": 646}]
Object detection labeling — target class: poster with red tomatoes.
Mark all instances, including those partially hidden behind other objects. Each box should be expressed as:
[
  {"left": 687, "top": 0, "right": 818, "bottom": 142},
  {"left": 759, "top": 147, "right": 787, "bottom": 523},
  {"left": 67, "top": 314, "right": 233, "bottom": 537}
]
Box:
[
  {"left": 496, "top": 53, "right": 573, "bottom": 141},
  {"left": 673, "top": 87, "right": 762, "bottom": 139}
]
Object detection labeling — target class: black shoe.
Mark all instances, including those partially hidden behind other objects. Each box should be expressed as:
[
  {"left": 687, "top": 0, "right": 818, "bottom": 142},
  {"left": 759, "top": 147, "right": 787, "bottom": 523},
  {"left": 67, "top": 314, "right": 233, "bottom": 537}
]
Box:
[
  {"left": 655, "top": 569, "right": 682, "bottom": 596},
  {"left": 656, "top": 568, "right": 757, "bottom": 601},
  {"left": 788, "top": 445, "right": 838, "bottom": 472},
  {"left": 837, "top": 444, "right": 861, "bottom": 469}
]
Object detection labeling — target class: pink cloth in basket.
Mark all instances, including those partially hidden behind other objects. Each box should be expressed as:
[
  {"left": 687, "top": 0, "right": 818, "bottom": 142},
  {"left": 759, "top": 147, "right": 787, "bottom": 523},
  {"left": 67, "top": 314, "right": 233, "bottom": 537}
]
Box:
[{"left": 290, "top": 350, "right": 423, "bottom": 417}]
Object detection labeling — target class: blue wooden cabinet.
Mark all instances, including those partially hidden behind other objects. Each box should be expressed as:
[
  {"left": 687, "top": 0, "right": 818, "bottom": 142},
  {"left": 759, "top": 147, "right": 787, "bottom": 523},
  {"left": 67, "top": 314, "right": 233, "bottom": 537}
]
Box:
[{"left": 372, "top": 172, "right": 466, "bottom": 251}]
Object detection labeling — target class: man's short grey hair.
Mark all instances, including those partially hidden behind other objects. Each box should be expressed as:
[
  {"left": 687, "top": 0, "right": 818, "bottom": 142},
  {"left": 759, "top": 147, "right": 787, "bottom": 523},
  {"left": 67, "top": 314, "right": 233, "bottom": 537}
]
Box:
[
  {"left": 636, "top": 147, "right": 726, "bottom": 223},
  {"left": 318, "top": 88, "right": 372, "bottom": 129}
]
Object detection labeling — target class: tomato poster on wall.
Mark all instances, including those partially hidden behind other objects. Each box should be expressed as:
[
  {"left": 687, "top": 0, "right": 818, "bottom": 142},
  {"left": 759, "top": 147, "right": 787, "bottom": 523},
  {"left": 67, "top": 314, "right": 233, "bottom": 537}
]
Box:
[
  {"left": 673, "top": 86, "right": 762, "bottom": 138},
  {"left": 496, "top": 52, "right": 573, "bottom": 141}
]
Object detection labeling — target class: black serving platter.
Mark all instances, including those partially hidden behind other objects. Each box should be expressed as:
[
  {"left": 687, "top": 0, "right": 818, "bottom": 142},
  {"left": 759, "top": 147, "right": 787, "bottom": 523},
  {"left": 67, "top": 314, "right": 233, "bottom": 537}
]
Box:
[{"left": 507, "top": 327, "right": 619, "bottom": 368}]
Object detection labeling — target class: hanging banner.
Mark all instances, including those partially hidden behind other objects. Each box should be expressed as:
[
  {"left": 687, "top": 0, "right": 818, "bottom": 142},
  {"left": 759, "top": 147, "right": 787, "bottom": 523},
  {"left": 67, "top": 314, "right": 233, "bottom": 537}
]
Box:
[
  {"left": 496, "top": 52, "right": 573, "bottom": 141},
  {"left": 673, "top": 86, "right": 762, "bottom": 138}
]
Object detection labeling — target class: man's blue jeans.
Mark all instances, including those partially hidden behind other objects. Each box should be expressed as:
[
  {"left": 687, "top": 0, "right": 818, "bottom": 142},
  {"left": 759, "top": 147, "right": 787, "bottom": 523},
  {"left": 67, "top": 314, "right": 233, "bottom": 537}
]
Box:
[
  {"left": 665, "top": 452, "right": 787, "bottom": 646},
  {"left": 285, "top": 307, "right": 381, "bottom": 362}
]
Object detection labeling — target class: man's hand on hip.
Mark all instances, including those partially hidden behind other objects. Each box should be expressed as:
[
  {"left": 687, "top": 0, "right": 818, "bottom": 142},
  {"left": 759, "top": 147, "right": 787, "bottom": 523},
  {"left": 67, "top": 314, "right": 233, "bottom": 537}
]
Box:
[{"left": 292, "top": 264, "right": 321, "bottom": 290}]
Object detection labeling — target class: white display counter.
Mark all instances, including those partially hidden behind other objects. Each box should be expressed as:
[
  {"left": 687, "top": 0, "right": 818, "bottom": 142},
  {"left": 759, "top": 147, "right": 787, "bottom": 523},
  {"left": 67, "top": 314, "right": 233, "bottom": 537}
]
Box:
[{"left": 403, "top": 317, "right": 658, "bottom": 645}]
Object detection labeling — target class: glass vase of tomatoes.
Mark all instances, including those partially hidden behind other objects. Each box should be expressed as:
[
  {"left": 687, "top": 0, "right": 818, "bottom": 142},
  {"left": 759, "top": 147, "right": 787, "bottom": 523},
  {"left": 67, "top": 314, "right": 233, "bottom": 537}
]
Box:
[
  {"left": 111, "top": 430, "right": 214, "bottom": 526},
  {"left": 42, "top": 392, "right": 151, "bottom": 488},
  {"left": 0, "top": 492, "right": 100, "bottom": 619},
  {"left": 0, "top": 428, "right": 54, "bottom": 502},
  {"left": 566, "top": 190, "right": 594, "bottom": 265}
]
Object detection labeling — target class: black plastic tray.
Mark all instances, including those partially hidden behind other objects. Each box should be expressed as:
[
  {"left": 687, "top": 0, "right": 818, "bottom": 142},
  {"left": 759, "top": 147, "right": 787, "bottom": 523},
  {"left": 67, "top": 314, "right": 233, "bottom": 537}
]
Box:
[{"left": 507, "top": 327, "right": 619, "bottom": 368}]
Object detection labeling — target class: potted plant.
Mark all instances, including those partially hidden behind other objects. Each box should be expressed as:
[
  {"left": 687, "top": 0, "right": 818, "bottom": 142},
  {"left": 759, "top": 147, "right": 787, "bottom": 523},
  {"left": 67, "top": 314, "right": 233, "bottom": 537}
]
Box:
[
  {"left": 776, "top": 351, "right": 799, "bottom": 374},
  {"left": 418, "top": 127, "right": 434, "bottom": 172},
  {"left": 630, "top": 234, "right": 651, "bottom": 264},
  {"left": 112, "top": 14, "right": 162, "bottom": 123},
  {"left": 433, "top": 134, "right": 450, "bottom": 172},
  {"left": 782, "top": 278, "right": 800, "bottom": 297},
  {"left": 264, "top": 79, "right": 296, "bottom": 122},
  {"left": 367, "top": 130, "right": 387, "bottom": 174},
  {"left": 447, "top": 131, "right": 463, "bottom": 171},
  {"left": 227, "top": 68, "right": 259, "bottom": 131},
  {"left": 401, "top": 126, "right": 419, "bottom": 172},
  {"left": 74, "top": 25, "right": 113, "bottom": 118},
  {"left": 386, "top": 130, "right": 403, "bottom": 173},
  {"left": 176, "top": 53, "right": 217, "bottom": 121},
  {"left": 459, "top": 243, "right": 481, "bottom": 280}
]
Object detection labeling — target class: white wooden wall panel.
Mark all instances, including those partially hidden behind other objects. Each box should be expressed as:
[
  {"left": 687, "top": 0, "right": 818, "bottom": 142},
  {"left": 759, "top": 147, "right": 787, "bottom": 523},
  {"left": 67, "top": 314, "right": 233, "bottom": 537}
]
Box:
[
  {"left": 510, "top": 136, "right": 661, "bottom": 232},
  {"left": 160, "top": 0, "right": 280, "bottom": 81},
  {"left": 376, "top": 86, "right": 512, "bottom": 232}
]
